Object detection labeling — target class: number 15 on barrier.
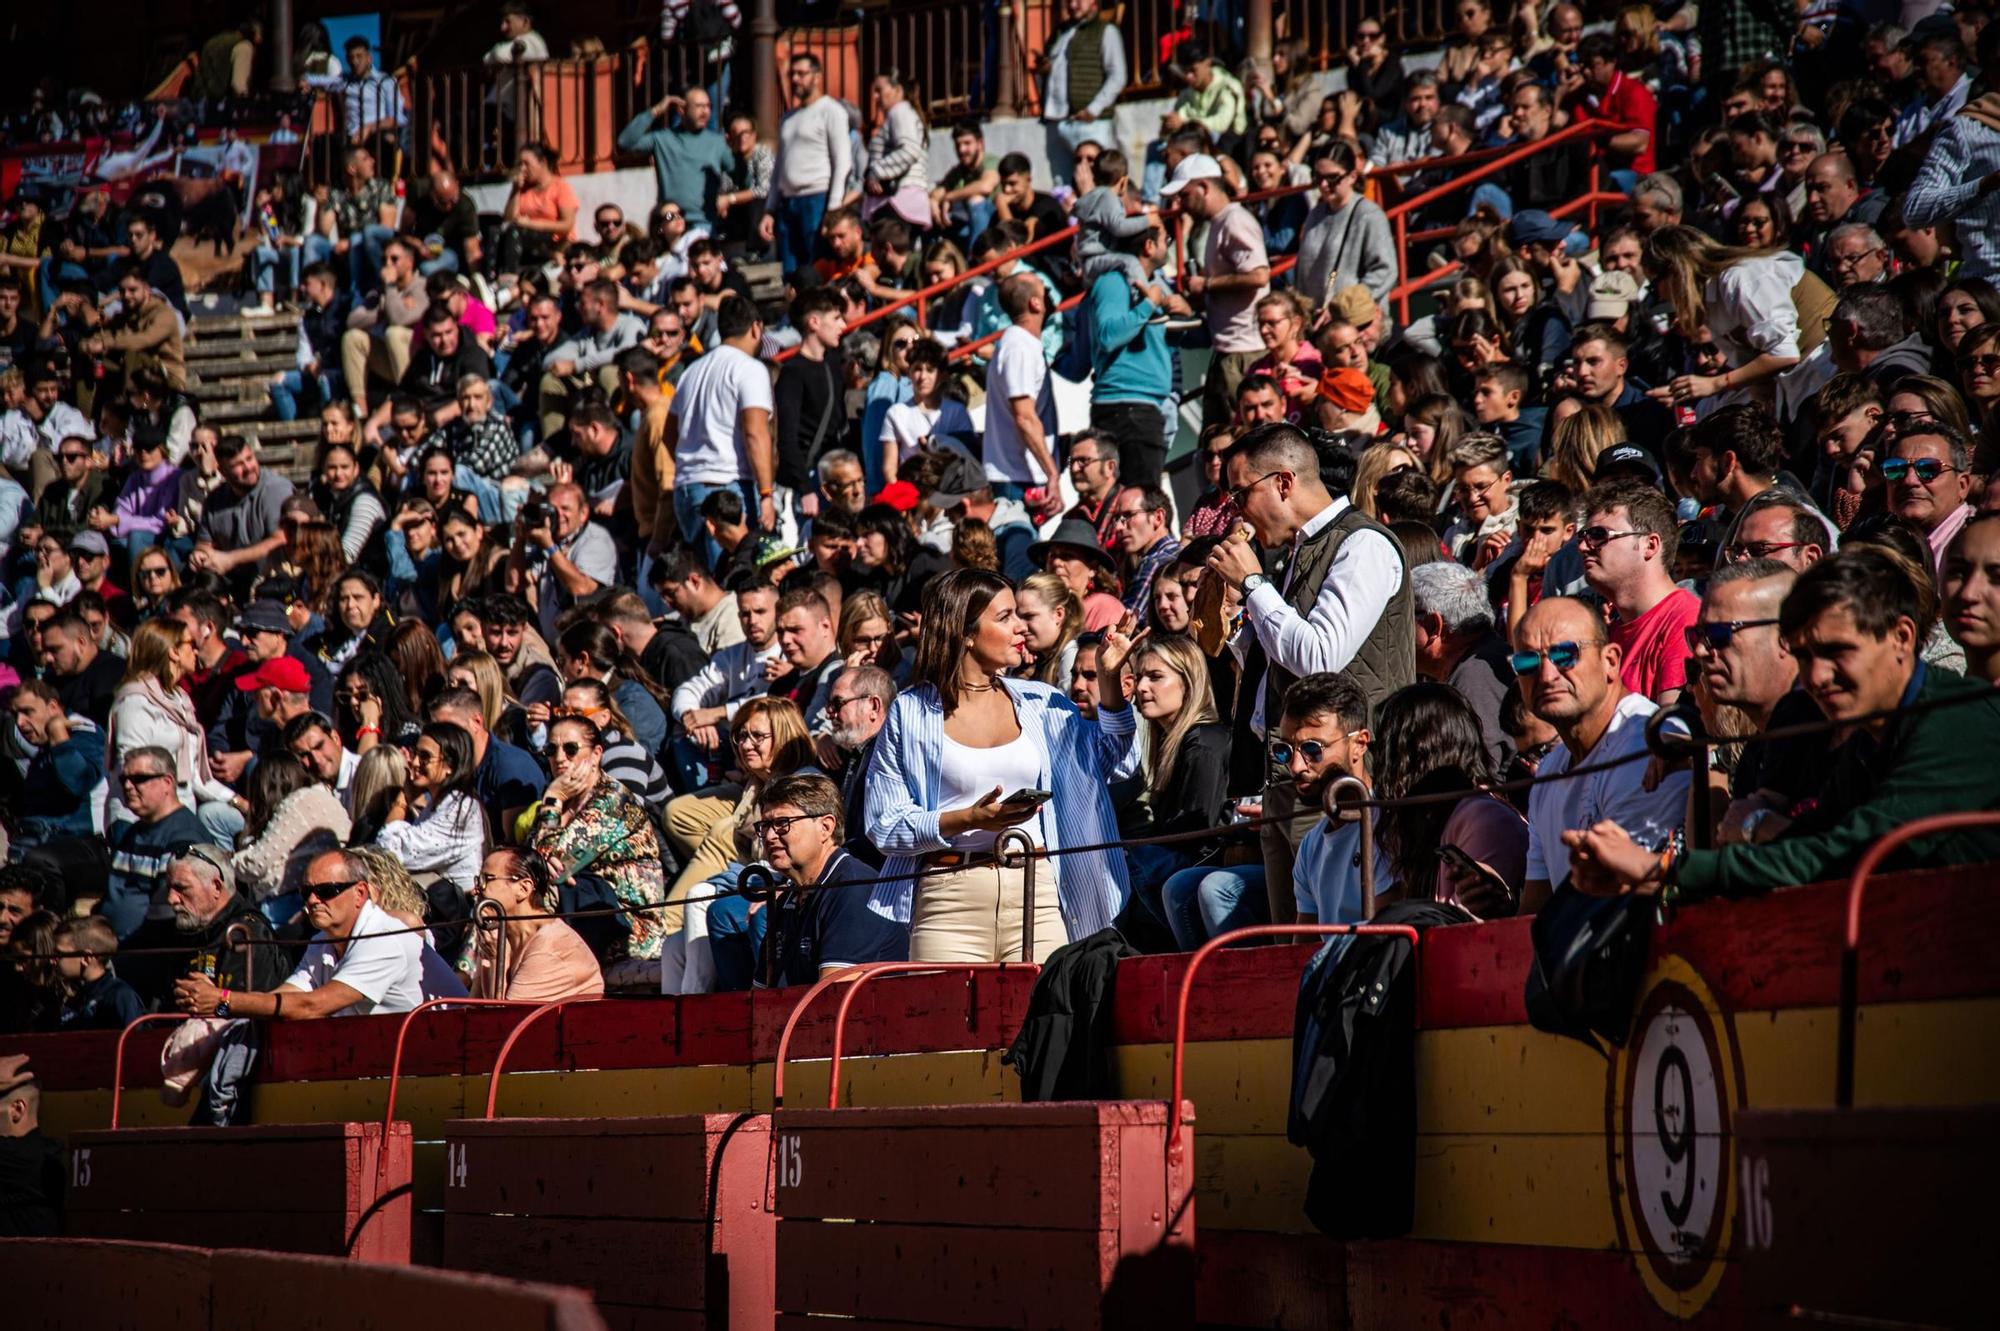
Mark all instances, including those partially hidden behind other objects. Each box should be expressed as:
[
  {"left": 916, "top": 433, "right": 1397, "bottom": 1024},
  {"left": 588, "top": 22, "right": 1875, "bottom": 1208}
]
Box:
[{"left": 777, "top": 1134, "right": 803, "bottom": 1190}]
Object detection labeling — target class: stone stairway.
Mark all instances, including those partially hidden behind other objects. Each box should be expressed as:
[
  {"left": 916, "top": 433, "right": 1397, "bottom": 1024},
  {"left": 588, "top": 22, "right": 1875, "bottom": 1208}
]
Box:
[
  {"left": 183, "top": 308, "right": 321, "bottom": 482},
  {"left": 184, "top": 260, "right": 787, "bottom": 485}
]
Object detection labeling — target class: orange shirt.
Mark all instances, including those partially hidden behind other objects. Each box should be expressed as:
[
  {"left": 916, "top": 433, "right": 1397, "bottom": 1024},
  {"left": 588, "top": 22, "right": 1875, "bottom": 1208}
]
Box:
[{"left": 515, "top": 177, "right": 579, "bottom": 242}]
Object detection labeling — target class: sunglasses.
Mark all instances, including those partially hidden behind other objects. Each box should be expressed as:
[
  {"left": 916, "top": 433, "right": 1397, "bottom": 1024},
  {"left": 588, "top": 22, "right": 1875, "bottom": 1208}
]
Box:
[
  {"left": 1270, "top": 737, "right": 1342, "bottom": 765},
  {"left": 1959, "top": 354, "right": 2000, "bottom": 374},
  {"left": 303, "top": 878, "right": 361, "bottom": 901},
  {"left": 1578, "top": 526, "right": 1645, "bottom": 550},
  {"left": 1879, "top": 458, "right": 1956, "bottom": 484},
  {"left": 1509, "top": 641, "right": 1587, "bottom": 676},
  {"left": 564, "top": 259, "right": 592, "bottom": 271},
  {"left": 59, "top": 451, "right": 89, "bottom": 462},
  {"left": 1228, "top": 469, "right": 1286, "bottom": 508},
  {"left": 1684, "top": 618, "right": 1781, "bottom": 653},
  {"left": 119, "top": 770, "right": 172, "bottom": 787},
  {"left": 1723, "top": 540, "right": 1806, "bottom": 562},
  {"left": 545, "top": 740, "right": 589, "bottom": 758}
]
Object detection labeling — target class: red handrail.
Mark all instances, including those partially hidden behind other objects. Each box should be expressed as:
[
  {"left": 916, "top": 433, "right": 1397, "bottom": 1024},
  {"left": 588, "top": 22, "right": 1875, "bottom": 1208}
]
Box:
[
  {"left": 109, "top": 1013, "right": 192, "bottom": 1129},
  {"left": 775, "top": 222, "right": 1082, "bottom": 362},
  {"left": 1835, "top": 812, "right": 2000, "bottom": 1108},
  {"left": 1166, "top": 924, "right": 1421, "bottom": 1166},
  {"left": 383, "top": 998, "right": 534, "bottom": 1133},
  {"left": 771, "top": 961, "right": 1033, "bottom": 1107},
  {"left": 482, "top": 995, "right": 603, "bottom": 1118}
]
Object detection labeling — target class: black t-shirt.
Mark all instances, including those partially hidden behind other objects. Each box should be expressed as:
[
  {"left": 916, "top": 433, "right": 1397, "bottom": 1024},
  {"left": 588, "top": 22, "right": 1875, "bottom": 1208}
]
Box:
[
  {"left": 772, "top": 350, "right": 846, "bottom": 491},
  {"left": 1016, "top": 191, "right": 1068, "bottom": 245},
  {"left": 405, "top": 185, "right": 482, "bottom": 266},
  {"left": 641, "top": 619, "right": 708, "bottom": 692},
  {"left": 548, "top": 431, "right": 633, "bottom": 509},
  {"left": 1732, "top": 687, "right": 1835, "bottom": 809},
  {"left": 401, "top": 337, "right": 496, "bottom": 410},
  {"left": 53, "top": 651, "right": 125, "bottom": 725},
  {"left": 764, "top": 848, "right": 909, "bottom": 986}
]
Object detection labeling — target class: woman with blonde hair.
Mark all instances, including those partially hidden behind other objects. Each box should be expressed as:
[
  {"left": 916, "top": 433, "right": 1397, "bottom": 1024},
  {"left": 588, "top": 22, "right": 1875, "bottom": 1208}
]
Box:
[
  {"left": 1544, "top": 402, "right": 1626, "bottom": 492},
  {"left": 1124, "top": 633, "right": 1231, "bottom": 943},
  {"left": 345, "top": 744, "right": 409, "bottom": 844},
  {"left": 1350, "top": 444, "right": 1422, "bottom": 521},
  {"left": 660, "top": 696, "right": 818, "bottom": 926},
  {"left": 444, "top": 649, "right": 512, "bottom": 733},
  {"left": 1015, "top": 571, "right": 1084, "bottom": 689},
  {"left": 1643, "top": 225, "right": 1822, "bottom": 409},
  {"left": 838, "top": 590, "right": 905, "bottom": 678},
  {"left": 103, "top": 617, "right": 242, "bottom": 837}
]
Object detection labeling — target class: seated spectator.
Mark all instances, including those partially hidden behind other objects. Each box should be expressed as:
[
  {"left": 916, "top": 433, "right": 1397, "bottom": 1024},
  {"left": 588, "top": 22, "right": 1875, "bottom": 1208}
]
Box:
[
  {"left": 556, "top": 620, "right": 671, "bottom": 759},
  {"left": 1439, "top": 433, "right": 1518, "bottom": 568},
  {"left": 1943, "top": 513, "right": 2000, "bottom": 686},
  {"left": 464, "top": 848, "right": 605, "bottom": 1001},
  {"left": 160, "top": 845, "right": 284, "bottom": 1006},
  {"left": 42, "top": 608, "right": 124, "bottom": 726},
  {"left": 7, "top": 680, "right": 104, "bottom": 847},
  {"left": 529, "top": 713, "right": 667, "bottom": 986},
  {"left": 373, "top": 721, "right": 486, "bottom": 891},
  {"left": 53, "top": 917, "right": 143, "bottom": 1031},
  {"left": 708, "top": 773, "right": 908, "bottom": 990},
  {"left": 1372, "top": 682, "right": 1528, "bottom": 919},
  {"left": 1883, "top": 419, "right": 1975, "bottom": 577},
  {"left": 100, "top": 744, "right": 206, "bottom": 940},
  {"left": 1581, "top": 480, "right": 1702, "bottom": 704},
  {"left": 1567, "top": 548, "right": 2000, "bottom": 899},
  {"left": 428, "top": 685, "right": 545, "bottom": 834},
  {"left": 1514, "top": 596, "right": 1691, "bottom": 914},
  {"left": 557, "top": 677, "right": 670, "bottom": 811},
  {"left": 174, "top": 848, "right": 466, "bottom": 1019},
  {"left": 1411, "top": 561, "right": 1515, "bottom": 774},
  {"left": 1470, "top": 363, "right": 1544, "bottom": 474},
  {"left": 231, "top": 752, "right": 352, "bottom": 929},
  {"left": 1121, "top": 634, "right": 1231, "bottom": 912}
]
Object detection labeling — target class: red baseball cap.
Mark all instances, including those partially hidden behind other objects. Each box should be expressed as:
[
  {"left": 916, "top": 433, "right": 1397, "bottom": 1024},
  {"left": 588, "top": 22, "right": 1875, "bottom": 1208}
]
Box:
[
  {"left": 877, "top": 480, "right": 922, "bottom": 512},
  {"left": 235, "top": 655, "right": 312, "bottom": 694}
]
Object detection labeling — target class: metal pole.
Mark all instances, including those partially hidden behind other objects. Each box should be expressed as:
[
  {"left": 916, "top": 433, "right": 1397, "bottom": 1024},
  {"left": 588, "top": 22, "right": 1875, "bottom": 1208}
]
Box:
[
  {"left": 998, "top": 829, "right": 1038, "bottom": 962},
  {"left": 269, "top": 0, "right": 296, "bottom": 94},
  {"left": 1247, "top": 0, "right": 1274, "bottom": 63},
  {"left": 752, "top": 0, "right": 781, "bottom": 140}
]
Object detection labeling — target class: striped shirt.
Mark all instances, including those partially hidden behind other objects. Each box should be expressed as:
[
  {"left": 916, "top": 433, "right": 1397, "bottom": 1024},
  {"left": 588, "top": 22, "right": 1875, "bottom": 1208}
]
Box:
[{"left": 863, "top": 679, "right": 1138, "bottom": 938}]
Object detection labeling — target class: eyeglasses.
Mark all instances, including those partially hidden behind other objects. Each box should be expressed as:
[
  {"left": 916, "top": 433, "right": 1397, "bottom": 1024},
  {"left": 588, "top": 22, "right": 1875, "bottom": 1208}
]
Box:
[
  {"left": 1270, "top": 736, "right": 1346, "bottom": 765},
  {"left": 1577, "top": 526, "right": 1645, "bottom": 550},
  {"left": 1780, "top": 140, "right": 1817, "bottom": 155},
  {"left": 303, "top": 878, "right": 361, "bottom": 901},
  {"left": 1109, "top": 508, "right": 1149, "bottom": 526},
  {"left": 754, "top": 812, "right": 819, "bottom": 837},
  {"left": 564, "top": 259, "right": 592, "bottom": 271},
  {"left": 476, "top": 871, "right": 529, "bottom": 887},
  {"left": 1227, "top": 469, "right": 1287, "bottom": 508},
  {"left": 119, "top": 770, "right": 171, "bottom": 788},
  {"left": 1510, "top": 641, "right": 1591, "bottom": 676},
  {"left": 1722, "top": 540, "right": 1807, "bottom": 562},
  {"left": 139, "top": 564, "right": 172, "bottom": 578},
  {"left": 1879, "top": 458, "right": 1957, "bottom": 484},
  {"left": 1314, "top": 173, "right": 1345, "bottom": 190},
  {"left": 657, "top": 210, "right": 683, "bottom": 223},
  {"left": 1069, "top": 453, "right": 1109, "bottom": 469},
  {"left": 1684, "top": 618, "right": 1781, "bottom": 653},
  {"left": 1453, "top": 475, "right": 1504, "bottom": 504},
  {"left": 1960, "top": 354, "right": 2000, "bottom": 375},
  {"left": 890, "top": 338, "right": 917, "bottom": 352},
  {"left": 829, "top": 693, "right": 870, "bottom": 713}
]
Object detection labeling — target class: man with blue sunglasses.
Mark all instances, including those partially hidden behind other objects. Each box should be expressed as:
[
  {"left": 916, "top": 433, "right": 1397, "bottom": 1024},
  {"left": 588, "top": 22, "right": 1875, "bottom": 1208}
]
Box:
[{"left": 1883, "top": 422, "right": 1975, "bottom": 577}]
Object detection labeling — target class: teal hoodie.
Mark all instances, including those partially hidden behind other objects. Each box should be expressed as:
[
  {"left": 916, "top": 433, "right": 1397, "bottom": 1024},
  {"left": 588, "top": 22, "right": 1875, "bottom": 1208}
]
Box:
[{"left": 1088, "top": 269, "right": 1171, "bottom": 405}]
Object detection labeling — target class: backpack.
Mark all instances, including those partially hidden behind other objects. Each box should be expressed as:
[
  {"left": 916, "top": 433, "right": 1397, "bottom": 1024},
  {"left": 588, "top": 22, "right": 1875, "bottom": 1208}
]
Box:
[{"left": 1522, "top": 881, "right": 1656, "bottom": 1053}]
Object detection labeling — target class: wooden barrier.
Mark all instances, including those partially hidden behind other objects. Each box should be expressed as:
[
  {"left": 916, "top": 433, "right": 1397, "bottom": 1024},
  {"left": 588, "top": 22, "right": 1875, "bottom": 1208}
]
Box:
[
  {"left": 444, "top": 1113, "right": 775, "bottom": 1331},
  {"left": 0, "top": 1237, "right": 610, "bottom": 1330},
  {"left": 772, "top": 1101, "right": 1195, "bottom": 1329},
  {"left": 64, "top": 1122, "right": 413, "bottom": 1263}
]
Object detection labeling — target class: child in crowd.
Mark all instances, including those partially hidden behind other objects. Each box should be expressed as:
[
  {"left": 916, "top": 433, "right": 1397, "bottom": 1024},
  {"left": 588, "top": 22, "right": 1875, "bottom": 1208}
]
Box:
[
  {"left": 1071, "top": 150, "right": 1157, "bottom": 288},
  {"left": 54, "top": 916, "right": 144, "bottom": 1032}
]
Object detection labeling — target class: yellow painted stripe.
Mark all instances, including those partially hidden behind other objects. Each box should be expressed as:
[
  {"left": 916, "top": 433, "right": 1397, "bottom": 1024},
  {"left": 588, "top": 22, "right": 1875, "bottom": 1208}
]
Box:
[
  {"left": 1734, "top": 998, "right": 2000, "bottom": 1110},
  {"left": 752, "top": 1051, "right": 1019, "bottom": 1110}
]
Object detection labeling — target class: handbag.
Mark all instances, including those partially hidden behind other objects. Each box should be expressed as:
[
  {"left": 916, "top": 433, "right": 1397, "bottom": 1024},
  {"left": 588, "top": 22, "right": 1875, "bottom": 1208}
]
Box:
[{"left": 1522, "top": 880, "right": 1656, "bottom": 1053}]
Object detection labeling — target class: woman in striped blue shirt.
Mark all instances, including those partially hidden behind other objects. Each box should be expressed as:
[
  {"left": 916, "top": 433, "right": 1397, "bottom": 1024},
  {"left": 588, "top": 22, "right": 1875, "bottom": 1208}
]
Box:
[{"left": 863, "top": 569, "right": 1141, "bottom": 962}]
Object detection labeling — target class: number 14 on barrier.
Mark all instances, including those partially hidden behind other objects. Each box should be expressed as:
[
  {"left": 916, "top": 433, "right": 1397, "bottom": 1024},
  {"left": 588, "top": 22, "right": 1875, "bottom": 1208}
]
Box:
[{"left": 447, "top": 1141, "right": 468, "bottom": 1188}]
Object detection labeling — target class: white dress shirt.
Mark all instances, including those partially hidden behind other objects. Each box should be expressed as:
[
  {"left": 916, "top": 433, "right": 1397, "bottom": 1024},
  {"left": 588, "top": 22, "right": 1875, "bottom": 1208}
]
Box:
[{"left": 1244, "top": 497, "right": 1405, "bottom": 735}]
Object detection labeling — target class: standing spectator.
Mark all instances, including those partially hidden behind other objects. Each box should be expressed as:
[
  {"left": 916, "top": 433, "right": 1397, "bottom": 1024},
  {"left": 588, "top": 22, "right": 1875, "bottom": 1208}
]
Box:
[
  {"left": 775, "top": 289, "right": 848, "bottom": 511},
  {"left": 761, "top": 54, "right": 853, "bottom": 277},
  {"left": 1088, "top": 226, "right": 1184, "bottom": 490},
  {"left": 863, "top": 71, "right": 932, "bottom": 233},
  {"left": 1165, "top": 155, "right": 1271, "bottom": 427},
  {"left": 337, "top": 36, "right": 406, "bottom": 164},
  {"left": 1041, "top": 0, "right": 1128, "bottom": 169},
  {"left": 1411, "top": 560, "right": 1516, "bottom": 774},
  {"left": 1894, "top": 31, "right": 1973, "bottom": 148},
  {"left": 1643, "top": 226, "right": 1811, "bottom": 413},
  {"left": 1202, "top": 422, "right": 1412, "bottom": 923},
  {"left": 1580, "top": 480, "right": 1701, "bottom": 704},
  {"left": 1904, "top": 94, "right": 2000, "bottom": 283},
  {"left": 668, "top": 296, "right": 776, "bottom": 549},
  {"left": 618, "top": 86, "right": 736, "bottom": 233},
  {"left": 982, "top": 275, "right": 1060, "bottom": 502},
  {"left": 864, "top": 569, "right": 1141, "bottom": 961}
]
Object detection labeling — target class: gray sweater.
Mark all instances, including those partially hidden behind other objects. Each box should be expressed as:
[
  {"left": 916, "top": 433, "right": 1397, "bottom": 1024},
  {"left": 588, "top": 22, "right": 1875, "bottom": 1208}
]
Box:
[
  {"left": 769, "top": 95, "right": 854, "bottom": 208},
  {"left": 1073, "top": 185, "right": 1152, "bottom": 265},
  {"left": 550, "top": 313, "right": 647, "bottom": 374},
  {"left": 1293, "top": 195, "right": 1399, "bottom": 310}
]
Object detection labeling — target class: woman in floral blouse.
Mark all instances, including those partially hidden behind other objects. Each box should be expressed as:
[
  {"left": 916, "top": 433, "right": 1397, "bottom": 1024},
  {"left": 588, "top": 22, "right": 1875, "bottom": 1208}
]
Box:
[{"left": 530, "top": 712, "right": 667, "bottom": 987}]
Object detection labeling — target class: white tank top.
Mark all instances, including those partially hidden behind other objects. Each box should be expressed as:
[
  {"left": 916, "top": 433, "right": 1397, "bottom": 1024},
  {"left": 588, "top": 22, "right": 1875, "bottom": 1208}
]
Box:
[{"left": 938, "top": 726, "right": 1045, "bottom": 851}]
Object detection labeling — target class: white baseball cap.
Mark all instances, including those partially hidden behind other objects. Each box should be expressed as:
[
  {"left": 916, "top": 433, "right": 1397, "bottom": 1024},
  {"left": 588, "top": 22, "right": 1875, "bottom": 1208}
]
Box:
[{"left": 1160, "top": 153, "right": 1224, "bottom": 197}]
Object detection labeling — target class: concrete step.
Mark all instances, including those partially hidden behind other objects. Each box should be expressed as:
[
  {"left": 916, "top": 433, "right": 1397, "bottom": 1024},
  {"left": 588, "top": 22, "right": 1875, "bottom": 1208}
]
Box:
[
  {"left": 187, "top": 376, "right": 272, "bottom": 403},
  {"left": 187, "top": 309, "right": 295, "bottom": 337},
  {"left": 201, "top": 397, "right": 275, "bottom": 423},
  {"left": 188, "top": 356, "right": 294, "bottom": 385},
  {"left": 234, "top": 418, "right": 321, "bottom": 444},
  {"left": 186, "top": 333, "right": 294, "bottom": 360}
]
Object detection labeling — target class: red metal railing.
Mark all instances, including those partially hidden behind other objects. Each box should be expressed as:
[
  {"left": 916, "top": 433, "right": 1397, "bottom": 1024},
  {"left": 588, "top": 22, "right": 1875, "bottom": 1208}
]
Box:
[
  {"left": 482, "top": 995, "right": 604, "bottom": 1117},
  {"left": 772, "top": 961, "right": 1034, "bottom": 1108},
  {"left": 1836, "top": 812, "right": 2000, "bottom": 1108},
  {"left": 382, "top": 997, "right": 533, "bottom": 1130},
  {"left": 109, "top": 1013, "right": 192, "bottom": 1129}
]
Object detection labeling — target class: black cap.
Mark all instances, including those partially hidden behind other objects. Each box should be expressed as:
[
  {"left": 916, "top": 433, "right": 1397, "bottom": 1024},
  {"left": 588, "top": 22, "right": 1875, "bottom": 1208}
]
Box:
[{"left": 1595, "top": 443, "right": 1663, "bottom": 485}]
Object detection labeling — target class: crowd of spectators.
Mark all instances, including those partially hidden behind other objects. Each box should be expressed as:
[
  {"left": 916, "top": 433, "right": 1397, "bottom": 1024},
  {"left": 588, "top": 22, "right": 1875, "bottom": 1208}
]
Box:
[{"left": 1, "top": 0, "right": 1999, "bottom": 1068}]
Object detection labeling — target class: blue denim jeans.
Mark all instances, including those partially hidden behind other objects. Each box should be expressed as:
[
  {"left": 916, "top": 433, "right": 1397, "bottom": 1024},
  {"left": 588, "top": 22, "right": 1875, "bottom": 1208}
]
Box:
[
  {"left": 268, "top": 368, "right": 347, "bottom": 421},
  {"left": 674, "top": 479, "right": 759, "bottom": 569},
  {"left": 1160, "top": 865, "right": 1268, "bottom": 951},
  {"left": 706, "top": 876, "right": 768, "bottom": 992},
  {"left": 1124, "top": 843, "right": 1196, "bottom": 941},
  {"left": 350, "top": 223, "right": 396, "bottom": 296},
  {"left": 774, "top": 193, "right": 828, "bottom": 278},
  {"left": 418, "top": 247, "right": 461, "bottom": 278},
  {"left": 251, "top": 243, "right": 302, "bottom": 295}
]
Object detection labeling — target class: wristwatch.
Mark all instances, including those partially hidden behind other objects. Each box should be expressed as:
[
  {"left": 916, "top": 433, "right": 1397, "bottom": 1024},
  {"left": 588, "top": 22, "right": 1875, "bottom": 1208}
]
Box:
[
  {"left": 214, "top": 991, "right": 233, "bottom": 1020},
  {"left": 1242, "top": 573, "right": 1269, "bottom": 596}
]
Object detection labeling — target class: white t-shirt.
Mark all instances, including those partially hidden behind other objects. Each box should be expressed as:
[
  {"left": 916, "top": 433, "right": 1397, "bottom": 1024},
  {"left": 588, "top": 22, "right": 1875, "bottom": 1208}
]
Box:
[
  {"left": 282, "top": 899, "right": 433, "bottom": 1016},
  {"left": 1293, "top": 811, "right": 1393, "bottom": 923},
  {"left": 982, "top": 325, "right": 1052, "bottom": 487},
  {"left": 1525, "top": 692, "right": 1691, "bottom": 887},
  {"left": 881, "top": 398, "right": 976, "bottom": 462},
  {"left": 670, "top": 343, "right": 775, "bottom": 487}
]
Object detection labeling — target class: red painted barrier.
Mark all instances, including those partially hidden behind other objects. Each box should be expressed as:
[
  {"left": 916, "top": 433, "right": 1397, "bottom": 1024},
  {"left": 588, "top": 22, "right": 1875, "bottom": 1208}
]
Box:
[
  {"left": 444, "top": 1113, "right": 775, "bottom": 1331},
  {"left": 64, "top": 1122, "right": 415, "bottom": 1263},
  {"left": 772, "top": 1100, "right": 1194, "bottom": 1329}
]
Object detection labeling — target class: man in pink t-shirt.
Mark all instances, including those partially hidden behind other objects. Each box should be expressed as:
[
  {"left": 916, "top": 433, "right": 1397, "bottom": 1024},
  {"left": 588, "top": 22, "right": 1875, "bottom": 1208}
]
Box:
[
  {"left": 1580, "top": 479, "right": 1700, "bottom": 704},
  {"left": 1162, "top": 153, "right": 1271, "bottom": 429}
]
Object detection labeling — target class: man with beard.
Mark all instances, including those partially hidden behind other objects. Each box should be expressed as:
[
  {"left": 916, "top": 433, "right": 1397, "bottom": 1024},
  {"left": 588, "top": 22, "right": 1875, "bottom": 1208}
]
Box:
[{"left": 822, "top": 664, "right": 895, "bottom": 866}]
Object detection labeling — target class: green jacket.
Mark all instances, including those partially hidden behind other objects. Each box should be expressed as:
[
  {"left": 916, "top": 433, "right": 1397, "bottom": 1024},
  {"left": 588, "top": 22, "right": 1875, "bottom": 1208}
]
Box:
[{"left": 1678, "top": 665, "right": 2000, "bottom": 900}]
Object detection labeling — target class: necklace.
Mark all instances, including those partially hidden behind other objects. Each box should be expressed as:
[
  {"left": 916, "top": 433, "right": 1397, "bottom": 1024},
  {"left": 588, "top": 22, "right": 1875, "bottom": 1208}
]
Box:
[{"left": 958, "top": 674, "right": 1001, "bottom": 693}]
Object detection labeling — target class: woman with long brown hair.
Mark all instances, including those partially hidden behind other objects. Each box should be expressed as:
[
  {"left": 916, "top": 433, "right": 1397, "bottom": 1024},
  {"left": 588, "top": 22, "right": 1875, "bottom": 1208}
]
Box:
[
  {"left": 1643, "top": 224, "right": 1820, "bottom": 410},
  {"left": 865, "top": 569, "right": 1141, "bottom": 963}
]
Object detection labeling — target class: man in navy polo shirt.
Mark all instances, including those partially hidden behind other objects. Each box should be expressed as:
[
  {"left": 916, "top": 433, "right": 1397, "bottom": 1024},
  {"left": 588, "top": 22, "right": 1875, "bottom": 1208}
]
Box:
[
  {"left": 429, "top": 686, "right": 545, "bottom": 842},
  {"left": 712, "top": 772, "right": 906, "bottom": 989}
]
